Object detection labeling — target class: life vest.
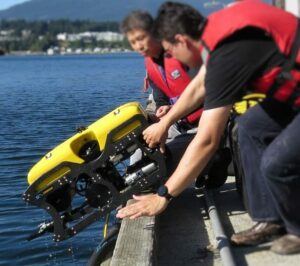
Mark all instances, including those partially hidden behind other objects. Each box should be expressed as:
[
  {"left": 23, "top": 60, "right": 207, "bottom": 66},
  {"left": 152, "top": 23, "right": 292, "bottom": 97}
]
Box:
[
  {"left": 145, "top": 54, "right": 203, "bottom": 124},
  {"left": 200, "top": 0, "right": 300, "bottom": 109}
]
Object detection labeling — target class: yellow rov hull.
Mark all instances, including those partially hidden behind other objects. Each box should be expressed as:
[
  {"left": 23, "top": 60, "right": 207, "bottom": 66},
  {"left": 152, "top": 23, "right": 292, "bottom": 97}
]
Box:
[
  {"left": 24, "top": 101, "right": 166, "bottom": 241},
  {"left": 28, "top": 102, "right": 147, "bottom": 192}
]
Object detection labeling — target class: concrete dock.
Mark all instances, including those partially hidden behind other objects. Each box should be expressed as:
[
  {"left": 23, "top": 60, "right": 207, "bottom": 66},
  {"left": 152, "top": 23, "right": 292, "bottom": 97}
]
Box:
[
  {"left": 99, "top": 176, "right": 300, "bottom": 266},
  {"left": 211, "top": 177, "right": 300, "bottom": 266}
]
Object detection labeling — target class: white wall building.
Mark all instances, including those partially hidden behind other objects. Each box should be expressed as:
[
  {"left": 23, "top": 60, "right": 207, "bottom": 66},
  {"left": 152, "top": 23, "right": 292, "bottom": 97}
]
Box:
[
  {"left": 273, "top": 0, "right": 300, "bottom": 17},
  {"left": 56, "top": 31, "right": 124, "bottom": 42}
]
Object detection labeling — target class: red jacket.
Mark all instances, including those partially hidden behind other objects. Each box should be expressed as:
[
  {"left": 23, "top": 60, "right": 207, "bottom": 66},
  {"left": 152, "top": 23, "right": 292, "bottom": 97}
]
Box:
[
  {"left": 145, "top": 54, "right": 202, "bottom": 124},
  {"left": 200, "top": 0, "right": 300, "bottom": 108}
]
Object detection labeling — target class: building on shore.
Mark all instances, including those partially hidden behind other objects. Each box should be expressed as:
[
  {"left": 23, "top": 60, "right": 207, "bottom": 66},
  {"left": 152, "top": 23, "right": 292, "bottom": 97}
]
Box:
[{"left": 56, "top": 31, "right": 124, "bottom": 42}]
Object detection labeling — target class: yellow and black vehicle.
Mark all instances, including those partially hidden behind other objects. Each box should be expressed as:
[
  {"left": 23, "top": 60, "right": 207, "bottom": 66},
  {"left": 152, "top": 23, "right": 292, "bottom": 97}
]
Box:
[{"left": 23, "top": 102, "right": 166, "bottom": 242}]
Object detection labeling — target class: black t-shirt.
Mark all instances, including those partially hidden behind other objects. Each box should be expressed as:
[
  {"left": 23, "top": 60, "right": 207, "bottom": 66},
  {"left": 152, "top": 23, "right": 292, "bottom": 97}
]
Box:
[
  {"left": 204, "top": 28, "right": 285, "bottom": 110},
  {"left": 150, "top": 80, "right": 170, "bottom": 108}
]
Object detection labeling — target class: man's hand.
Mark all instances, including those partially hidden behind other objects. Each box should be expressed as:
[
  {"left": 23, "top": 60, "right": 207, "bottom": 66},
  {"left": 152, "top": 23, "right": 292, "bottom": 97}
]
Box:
[
  {"left": 143, "top": 121, "right": 169, "bottom": 153},
  {"left": 156, "top": 105, "right": 172, "bottom": 119},
  {"left": 116, "top": 194, "right": 169, "bottom": 219}
]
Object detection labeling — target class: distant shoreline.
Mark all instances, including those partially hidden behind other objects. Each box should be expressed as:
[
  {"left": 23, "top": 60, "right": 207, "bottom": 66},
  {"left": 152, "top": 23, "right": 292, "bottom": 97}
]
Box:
[{"left": 1, "top": 50, "right": 136, "bottom": 57}]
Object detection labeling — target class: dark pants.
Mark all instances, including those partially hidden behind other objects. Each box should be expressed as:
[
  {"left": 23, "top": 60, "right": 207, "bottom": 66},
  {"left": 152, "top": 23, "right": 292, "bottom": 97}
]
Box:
[{"left": 238, "top": 99, "right": 300, "bottom": 235}]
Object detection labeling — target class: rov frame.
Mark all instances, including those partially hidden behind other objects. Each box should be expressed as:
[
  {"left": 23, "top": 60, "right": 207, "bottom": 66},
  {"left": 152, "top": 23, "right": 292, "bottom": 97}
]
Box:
[{"left": 23, "top": 103, "right": 166, "bottom": 241}]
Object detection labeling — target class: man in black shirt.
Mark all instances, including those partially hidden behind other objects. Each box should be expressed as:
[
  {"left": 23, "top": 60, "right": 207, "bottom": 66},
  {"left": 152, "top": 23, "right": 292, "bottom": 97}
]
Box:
[{"left": 117, "top": 1, "right": 300, "bottom": 255}]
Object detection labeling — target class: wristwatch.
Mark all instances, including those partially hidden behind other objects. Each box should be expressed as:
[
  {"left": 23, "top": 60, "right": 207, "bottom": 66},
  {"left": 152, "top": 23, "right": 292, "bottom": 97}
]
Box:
[{"left": 157, "top": 185, "right": 174, "bottom": 201}]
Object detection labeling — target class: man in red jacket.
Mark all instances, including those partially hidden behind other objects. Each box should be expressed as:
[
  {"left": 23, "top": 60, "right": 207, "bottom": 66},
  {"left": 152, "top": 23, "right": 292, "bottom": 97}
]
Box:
[
  {"left": 121, "top": 10, "right": 231, "bottom": 184},
  {"left": 121, "top": 11, "right": 202, "bottom": 129},
  {"left": 117, "top": 1, "right": 300, "bottom": 254}
]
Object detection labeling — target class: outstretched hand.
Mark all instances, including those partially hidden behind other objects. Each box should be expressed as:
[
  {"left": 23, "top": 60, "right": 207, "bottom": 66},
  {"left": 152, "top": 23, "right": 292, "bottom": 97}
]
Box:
[{"left": 116, "top": 194, "right": 169, "bottom": 219}]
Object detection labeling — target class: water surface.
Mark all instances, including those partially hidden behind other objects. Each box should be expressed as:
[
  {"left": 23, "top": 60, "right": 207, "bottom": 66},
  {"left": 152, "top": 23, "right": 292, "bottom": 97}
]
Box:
[{"left": 0, "top": 53, "right": 146, "bottom": 265}]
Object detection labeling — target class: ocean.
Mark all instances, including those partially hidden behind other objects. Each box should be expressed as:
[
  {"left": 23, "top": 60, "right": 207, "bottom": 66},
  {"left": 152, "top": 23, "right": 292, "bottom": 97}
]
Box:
[{"left": 0, "top": 53, "right": 147, "bottom": 265}]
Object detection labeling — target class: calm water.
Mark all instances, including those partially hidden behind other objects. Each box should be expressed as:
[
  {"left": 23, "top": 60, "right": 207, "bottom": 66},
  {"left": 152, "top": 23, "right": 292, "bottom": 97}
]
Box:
[{"left": 0, "top": 53, "right": 147, "bottom": 265}]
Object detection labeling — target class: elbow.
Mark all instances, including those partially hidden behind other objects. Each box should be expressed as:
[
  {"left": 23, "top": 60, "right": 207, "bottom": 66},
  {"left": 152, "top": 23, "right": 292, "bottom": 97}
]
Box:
[
  {"left": 196, "top": 133, "right": 221, "bottom": 155},
  {"left": 204, "top": 138, "right": 220, "bottom": 153}
]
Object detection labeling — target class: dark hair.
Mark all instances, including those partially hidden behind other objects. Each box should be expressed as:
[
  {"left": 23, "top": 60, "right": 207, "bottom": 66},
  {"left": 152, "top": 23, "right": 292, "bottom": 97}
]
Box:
[
  {"left": 154, "top": 2, "right": 206, "bottom": 43},
  {"left": 120, "top": 11, "right": 154, "bottom": 34}
]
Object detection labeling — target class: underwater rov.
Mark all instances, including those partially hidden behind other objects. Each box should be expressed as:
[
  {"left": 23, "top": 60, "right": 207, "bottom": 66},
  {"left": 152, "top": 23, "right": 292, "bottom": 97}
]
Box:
[{"left": 23, "top": 102, "right": 166, "bottom": 242}]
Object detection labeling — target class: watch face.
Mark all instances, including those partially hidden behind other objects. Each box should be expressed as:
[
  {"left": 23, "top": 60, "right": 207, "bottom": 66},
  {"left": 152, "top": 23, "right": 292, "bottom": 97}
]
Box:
[{"left": 158, "top": 185, "right": 168, "bottom": 196}]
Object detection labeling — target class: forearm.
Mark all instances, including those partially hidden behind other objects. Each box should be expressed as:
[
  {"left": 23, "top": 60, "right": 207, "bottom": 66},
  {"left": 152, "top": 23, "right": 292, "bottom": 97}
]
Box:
[
  {"left": 165, "top": 129, "right": 217, "bottom": 196},
  {"left": 165, "top": 105, "right": 232, "bottom": 196}
]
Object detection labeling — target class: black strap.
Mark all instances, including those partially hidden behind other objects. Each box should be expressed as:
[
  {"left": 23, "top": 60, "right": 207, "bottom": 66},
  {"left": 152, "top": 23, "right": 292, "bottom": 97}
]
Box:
[
  {"left": 283, "top": 19, "right": 300, "bottom": 73},
  {"left": 268, "top": 19, "right": 300, "bottom": 98}
]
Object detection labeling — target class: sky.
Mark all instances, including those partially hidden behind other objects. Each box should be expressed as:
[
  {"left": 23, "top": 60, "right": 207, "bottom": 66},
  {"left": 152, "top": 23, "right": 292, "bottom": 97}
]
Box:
[{"left": 0, "top": 0, "right": 29, "bottom": 10}]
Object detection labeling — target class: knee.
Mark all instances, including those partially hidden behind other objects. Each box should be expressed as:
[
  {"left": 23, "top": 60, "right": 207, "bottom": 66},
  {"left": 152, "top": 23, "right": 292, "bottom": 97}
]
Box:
[
  {"left": 260, "top": 152, "right": 288, "bottom": 182},
  {"left": 260, "top": 155, "right": 277, "bottom": 179}
]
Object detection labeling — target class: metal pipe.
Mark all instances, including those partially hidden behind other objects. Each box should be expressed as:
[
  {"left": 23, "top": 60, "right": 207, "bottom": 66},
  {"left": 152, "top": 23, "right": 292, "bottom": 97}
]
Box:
[
  {"left": 124, "top": 162, "right": 156, "bottom": 185},
  {"left": 203, "top": 188, "right": 236, "bottom": 266}
]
